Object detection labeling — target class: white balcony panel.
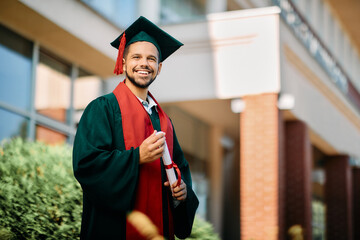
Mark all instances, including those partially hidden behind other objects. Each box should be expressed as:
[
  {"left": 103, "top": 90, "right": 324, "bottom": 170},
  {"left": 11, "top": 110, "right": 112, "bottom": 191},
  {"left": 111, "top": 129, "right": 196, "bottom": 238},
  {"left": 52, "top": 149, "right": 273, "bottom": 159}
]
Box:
[{"left": 152, "top": 7, "right": 281, "bottom": 102}]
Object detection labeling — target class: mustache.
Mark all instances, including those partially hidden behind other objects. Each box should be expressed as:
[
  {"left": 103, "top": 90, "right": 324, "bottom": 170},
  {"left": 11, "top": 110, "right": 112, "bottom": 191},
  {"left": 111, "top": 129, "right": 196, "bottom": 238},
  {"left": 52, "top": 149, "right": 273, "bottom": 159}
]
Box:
[{"left": 134, "top": 66, "right": 152, "bottom": 72}]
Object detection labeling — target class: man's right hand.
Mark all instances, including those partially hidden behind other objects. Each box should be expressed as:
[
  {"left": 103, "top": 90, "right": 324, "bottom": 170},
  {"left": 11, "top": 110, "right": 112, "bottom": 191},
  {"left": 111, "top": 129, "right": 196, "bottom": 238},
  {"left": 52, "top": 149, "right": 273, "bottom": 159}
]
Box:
[{"left": 139, "top": 130, "right": 165, "bottom": 164}]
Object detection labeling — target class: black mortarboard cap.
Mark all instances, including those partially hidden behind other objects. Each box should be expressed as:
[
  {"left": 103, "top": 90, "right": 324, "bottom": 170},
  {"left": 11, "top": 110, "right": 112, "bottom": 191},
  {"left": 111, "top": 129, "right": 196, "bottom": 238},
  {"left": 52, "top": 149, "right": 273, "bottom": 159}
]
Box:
[{"left": 111, "top": 16, "right": 183, "bottom": 75}]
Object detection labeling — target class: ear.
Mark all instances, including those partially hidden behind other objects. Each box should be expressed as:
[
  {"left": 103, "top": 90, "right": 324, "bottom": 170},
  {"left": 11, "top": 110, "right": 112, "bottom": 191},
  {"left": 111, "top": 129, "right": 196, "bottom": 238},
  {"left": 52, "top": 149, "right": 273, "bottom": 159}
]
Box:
[
  {"left": 122, "top": 58, "right": 126, "bottom": 72},
  {"left": 157, "top": 62, "right": 162, "bottom": 76}
]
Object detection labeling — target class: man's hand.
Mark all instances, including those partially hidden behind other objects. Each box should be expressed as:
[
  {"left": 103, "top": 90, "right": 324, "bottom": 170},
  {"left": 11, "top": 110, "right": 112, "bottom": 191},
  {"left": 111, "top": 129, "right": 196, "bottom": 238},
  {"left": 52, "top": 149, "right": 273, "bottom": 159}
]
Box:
[
  {"left": 139, "top": 130, "right": 165, "bottom": 164},
  {"left": 164, "top": 179, "right": 187, "bottom": 201}
]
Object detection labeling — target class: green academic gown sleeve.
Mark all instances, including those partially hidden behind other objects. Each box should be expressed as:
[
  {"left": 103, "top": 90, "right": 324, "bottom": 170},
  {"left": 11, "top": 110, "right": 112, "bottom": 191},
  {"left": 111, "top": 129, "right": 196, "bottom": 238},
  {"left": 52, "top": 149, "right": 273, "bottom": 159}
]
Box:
[
  {"left": 171, "top": 128, "right": 199, "bottom": 239},
  {"left": 73, "top": 93, "right": 139, "bottom": 239}
]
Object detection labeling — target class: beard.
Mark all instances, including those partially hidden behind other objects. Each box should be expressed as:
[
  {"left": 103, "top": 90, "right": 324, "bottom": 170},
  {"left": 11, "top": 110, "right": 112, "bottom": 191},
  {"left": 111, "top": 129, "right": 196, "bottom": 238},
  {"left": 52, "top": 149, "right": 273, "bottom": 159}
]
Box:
[{"left": 126, "top": 72, "right": 157, "bottom": 89}]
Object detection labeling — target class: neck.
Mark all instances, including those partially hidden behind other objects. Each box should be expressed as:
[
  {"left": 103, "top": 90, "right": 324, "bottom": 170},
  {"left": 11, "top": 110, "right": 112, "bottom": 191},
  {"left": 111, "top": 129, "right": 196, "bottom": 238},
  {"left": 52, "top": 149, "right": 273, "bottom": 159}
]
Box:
[{"left": 124, "top": 79, "right": 148, "bottom": 101}]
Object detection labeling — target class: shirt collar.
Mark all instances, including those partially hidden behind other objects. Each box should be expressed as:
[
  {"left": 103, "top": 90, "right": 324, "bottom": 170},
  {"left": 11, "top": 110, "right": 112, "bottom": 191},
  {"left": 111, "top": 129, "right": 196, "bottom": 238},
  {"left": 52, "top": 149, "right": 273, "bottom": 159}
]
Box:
[{"left": 137, "top": 95, "right": 158, "bottom": 114}]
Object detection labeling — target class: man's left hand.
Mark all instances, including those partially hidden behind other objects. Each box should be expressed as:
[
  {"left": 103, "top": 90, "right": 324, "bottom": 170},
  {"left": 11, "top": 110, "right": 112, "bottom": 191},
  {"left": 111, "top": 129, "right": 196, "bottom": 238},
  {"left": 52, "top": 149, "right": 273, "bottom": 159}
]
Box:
[{"left": 164, "top": 179, "right": 187, "bottom": 201}]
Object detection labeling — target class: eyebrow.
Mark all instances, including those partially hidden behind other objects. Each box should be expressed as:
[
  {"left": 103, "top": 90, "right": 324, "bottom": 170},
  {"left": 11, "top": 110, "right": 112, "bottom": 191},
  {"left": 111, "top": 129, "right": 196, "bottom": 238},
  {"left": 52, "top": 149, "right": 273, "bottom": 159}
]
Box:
[{"left": 131, "top": 53, "right": 158, "bottom": 60}]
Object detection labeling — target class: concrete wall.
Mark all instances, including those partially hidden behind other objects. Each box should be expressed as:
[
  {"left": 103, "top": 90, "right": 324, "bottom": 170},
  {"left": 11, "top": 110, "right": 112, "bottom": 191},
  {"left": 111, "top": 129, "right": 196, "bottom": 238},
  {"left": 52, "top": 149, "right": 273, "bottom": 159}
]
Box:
[
  {"left": 280, "top": 21, "right": 360, "bottom": 158},
  {"left": 20, "top": 0, "right": 119, "bottom": 60},
  {"left": 152, "top": 7, "right": 281, "bottom": 102}
]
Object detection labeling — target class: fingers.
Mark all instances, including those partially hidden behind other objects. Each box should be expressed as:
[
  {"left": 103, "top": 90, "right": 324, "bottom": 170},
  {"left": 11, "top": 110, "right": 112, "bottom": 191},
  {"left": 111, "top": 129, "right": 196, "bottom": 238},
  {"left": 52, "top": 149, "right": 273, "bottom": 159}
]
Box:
[
  {"left": 173, "top": 190, "right": 186, "bottom": 201},
  {"left": 150, "top": 131, "right": 165, "bottom": 143},
  {"left": 146, "top": 132, "right": 165, "bottom": 152},
  {"left": 173, "top": 184, "right": 185, "bottom": 195},
  {"left": 173, "top": 190, "right": 186, "bottom": 200},
  {"left": 139, "top": 131, "right": 166, "bottom": 164},
  {"left": 171, "top": 180, "right": 187, "bottom": 201},
  {"left": 143, "top": 140, "right": 165, "bottom": 155},
  {"left": 151, "top": 142, "right": 165, "bottom": 159},
  {"left": 153, "top": 137, "right": 166, "bottom": 149},
  {"left": 149, "top": 131, "right": 166, "bottom": 155},
  {"left": 171, "top": 180, "right": 180, "bottom": 189},
  {"left": 164, "top": 179, "right": 187, "bottom": 201}
]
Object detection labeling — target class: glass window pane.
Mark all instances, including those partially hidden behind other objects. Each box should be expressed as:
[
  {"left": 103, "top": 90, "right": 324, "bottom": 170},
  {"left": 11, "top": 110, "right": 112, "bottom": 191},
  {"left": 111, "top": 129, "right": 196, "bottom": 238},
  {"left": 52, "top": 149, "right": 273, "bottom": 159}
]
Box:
[
  {"left": 317, "top": 1, "right": 324, "bottom": 38},
  {"left": 35, "top": 50, "right": 71, "bottom": 123},
  {"left": 312, "top": 146, "right": 326, "bottom": 239},
  {"left": 0, "top": 24, "right": 32, "bottom": 110},
  {"left": 81, "top": 0, "right": 137, "bottom": 28},
  {"left": 161, "top": 0, "right": 206, "bottom": 23},
  {"left": 35, "top": 124, "right": 67, "bottom": 145},
  {"left": 0, "top": 108, "right": 28, "bottom": 141},
  {"left": 74, "top": 69, "right": 102, "bottom": 126},
  {"left": 312, "top": 199, "right": 326, "bottom": 239}
]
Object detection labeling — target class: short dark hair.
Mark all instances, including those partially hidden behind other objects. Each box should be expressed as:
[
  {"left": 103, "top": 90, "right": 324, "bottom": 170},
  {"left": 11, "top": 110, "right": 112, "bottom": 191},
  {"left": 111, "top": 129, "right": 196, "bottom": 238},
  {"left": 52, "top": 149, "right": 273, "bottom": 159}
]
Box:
[{"left": 123, "top": 45, "right": 131, "bottom": 60}]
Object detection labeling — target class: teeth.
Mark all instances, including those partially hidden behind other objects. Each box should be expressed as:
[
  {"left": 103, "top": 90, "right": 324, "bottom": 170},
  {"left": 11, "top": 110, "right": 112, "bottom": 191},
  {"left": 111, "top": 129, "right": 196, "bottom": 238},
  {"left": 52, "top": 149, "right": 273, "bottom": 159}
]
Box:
[{"left": 138, "top": 71, "right": 149, "bottom": 74}]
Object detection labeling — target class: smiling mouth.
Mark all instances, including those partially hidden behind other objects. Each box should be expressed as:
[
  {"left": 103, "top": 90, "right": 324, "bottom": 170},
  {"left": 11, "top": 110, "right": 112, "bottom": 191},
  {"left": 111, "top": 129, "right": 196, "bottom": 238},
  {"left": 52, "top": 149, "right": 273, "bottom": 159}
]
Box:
[
  {"left": 137, "top": 70, "right": 150, "bottom": 75},
  {"left": 134, "top": 69, "right": 153, "bottom": 77}
]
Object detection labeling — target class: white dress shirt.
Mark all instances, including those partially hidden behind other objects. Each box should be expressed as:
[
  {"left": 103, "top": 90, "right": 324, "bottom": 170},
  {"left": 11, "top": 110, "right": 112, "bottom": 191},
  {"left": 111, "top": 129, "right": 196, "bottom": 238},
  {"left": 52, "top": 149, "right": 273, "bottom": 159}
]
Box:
[{"left": 137, "top": 95, "right": 158, "bottom": 115}]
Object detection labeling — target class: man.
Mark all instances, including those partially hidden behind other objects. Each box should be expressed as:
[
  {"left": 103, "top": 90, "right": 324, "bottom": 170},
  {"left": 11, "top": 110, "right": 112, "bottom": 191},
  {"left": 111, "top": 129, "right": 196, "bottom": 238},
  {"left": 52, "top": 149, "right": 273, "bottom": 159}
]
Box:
[{"left": 73, "top": 16, "right": 199, "bottom": 240}]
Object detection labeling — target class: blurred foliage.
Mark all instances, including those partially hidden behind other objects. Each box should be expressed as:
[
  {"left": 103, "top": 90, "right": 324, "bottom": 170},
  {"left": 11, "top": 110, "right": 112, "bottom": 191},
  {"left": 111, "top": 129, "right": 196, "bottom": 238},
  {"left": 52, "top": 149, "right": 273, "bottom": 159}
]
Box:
[
  {"left": 0, "top": 138, "right": 220, "bottom": 240},
  {"left": 176, "top": 216, "right": 220, "bottom": 240},
  {"left": 0, "top": 138, "right": 82, "bottom": 240}
]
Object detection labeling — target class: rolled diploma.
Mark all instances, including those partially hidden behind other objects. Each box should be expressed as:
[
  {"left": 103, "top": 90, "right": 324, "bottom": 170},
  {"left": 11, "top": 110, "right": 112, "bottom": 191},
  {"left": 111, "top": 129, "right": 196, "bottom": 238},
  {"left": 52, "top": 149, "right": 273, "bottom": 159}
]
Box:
[
  {"left": 163, "top": 143, "right": 178, "bottom": 186},
  {"left": 157, "top": 131, "right": 177, "bottom": 186},
  {"left": 157, "top": 131, "right": 181, "bottom": 207}
]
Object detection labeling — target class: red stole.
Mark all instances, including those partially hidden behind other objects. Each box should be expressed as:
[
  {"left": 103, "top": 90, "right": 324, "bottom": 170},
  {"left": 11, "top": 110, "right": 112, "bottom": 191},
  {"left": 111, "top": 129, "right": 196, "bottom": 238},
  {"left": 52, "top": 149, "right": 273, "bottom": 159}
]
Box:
[{"left": 113, "top": 81, "right": 175, "bottom": 239}]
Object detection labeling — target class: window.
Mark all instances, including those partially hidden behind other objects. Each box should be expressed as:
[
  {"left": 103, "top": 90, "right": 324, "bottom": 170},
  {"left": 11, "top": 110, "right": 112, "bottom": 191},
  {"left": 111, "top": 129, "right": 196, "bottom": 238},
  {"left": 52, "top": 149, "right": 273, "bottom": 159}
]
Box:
[
  {"left": 74, "top": 68, "right": 102, "bottom": 126},
  {"left": 317, "top": 0, "right": 324, "bottom": 39},
  {"left": 0, "top": 24, "right": 32, "bottom": 110},
  {"left": 81, "top": 0, "right": 137, "bottom": 28},
  {"left": 0, "top": 24, "right": 103, "bottom": 144},
  {"left": 304, "top": 0, "right": 312, "bottom": 22},
  {"left": 0, "top": 24, "right": 32, "bottom": 141},
  {"left": 35, "top": 124, "right": 67, "bottom": 145},
  {"left": 160, "top": 0, "right": 206, "bottom": 23},
  {"left": 312, "top": 146, "right": 326, "bottom": 240},
  {"left": 334, "top": 23, "right": 344, "bottom": 66},
  {"left": 0, "top": 109, "right": 28, "bottom": 140},
  {"left": 35, "top": 49, "right": 71, "bottom": 123},
  {"left": 322, "top": 3, "right": 332, "bottom": 51},
  {"left": 312, "top": 199, "right": 326, "bottom": 240},
  {"left": 292, "top": 0, "right": 306, "bottom": 13}
]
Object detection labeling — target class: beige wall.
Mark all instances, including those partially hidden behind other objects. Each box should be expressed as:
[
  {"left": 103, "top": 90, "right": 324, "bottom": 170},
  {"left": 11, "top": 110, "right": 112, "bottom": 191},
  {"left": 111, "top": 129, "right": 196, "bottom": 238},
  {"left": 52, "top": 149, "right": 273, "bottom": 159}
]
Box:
[{"left": 280, "top": 20, "right": 360, "bottom": 158}]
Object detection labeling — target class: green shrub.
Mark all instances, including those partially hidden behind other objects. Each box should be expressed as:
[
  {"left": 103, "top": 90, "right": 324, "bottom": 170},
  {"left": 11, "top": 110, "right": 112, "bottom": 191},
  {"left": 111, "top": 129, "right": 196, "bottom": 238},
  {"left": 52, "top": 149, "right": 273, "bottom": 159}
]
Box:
[
  {"left": 176, "top": 216, "right": 221, "bottom": 240},
  {"left": 0, "top": 138, "right": 82, "bottom": 240},
  {"left": 0, "top": 138, "right": 220, "bottom": 240}
]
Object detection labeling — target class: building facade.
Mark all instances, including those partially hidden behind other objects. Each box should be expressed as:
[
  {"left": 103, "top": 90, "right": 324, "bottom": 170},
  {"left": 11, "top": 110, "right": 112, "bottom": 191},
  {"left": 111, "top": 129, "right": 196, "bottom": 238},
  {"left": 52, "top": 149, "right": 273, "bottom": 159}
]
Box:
[{"left": 1, "top": 0, "right": 360, "bottom": 239}]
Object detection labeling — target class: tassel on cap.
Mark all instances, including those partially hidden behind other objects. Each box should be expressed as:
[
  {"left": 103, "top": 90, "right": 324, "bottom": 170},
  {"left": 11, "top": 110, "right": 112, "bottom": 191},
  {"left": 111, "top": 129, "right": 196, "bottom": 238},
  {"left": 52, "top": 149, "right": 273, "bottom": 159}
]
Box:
[{"left": 114, "top": 33, "right": 126, "bottom": 75}]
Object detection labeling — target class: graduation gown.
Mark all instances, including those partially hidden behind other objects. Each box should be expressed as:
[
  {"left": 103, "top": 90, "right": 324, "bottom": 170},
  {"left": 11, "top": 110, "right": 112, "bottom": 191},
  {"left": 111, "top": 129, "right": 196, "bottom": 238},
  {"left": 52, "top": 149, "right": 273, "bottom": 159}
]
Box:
[{"left": 73, "top": 84, "right": 199, "bottom": 240}]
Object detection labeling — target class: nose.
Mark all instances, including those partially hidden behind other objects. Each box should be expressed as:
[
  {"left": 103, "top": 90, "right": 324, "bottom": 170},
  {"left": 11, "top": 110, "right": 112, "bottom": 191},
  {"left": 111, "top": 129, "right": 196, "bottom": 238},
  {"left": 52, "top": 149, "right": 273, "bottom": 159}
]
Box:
[{"left": 139, "top": 57, "right": 150, "bottom": 67}]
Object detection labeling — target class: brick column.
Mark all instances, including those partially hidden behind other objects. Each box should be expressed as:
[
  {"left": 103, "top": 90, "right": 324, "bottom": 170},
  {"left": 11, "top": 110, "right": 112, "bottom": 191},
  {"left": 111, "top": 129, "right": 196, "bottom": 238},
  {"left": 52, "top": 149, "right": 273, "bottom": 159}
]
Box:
[
  {"left": 353, "top": 168, "right": 360, "bottom": 240},
  {"left": 325, "top": 155, "right": 353, "bottom": 240},
  {"left": 285, "top": 121, "right": 312, "bottom": 240},
  {"left": 240, "top": 93, "right": 283, "bottom": 240}
]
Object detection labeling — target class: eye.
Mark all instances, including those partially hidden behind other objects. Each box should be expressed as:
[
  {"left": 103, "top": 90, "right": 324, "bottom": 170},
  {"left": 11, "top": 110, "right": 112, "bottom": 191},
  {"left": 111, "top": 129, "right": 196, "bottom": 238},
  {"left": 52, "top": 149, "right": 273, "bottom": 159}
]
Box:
[{"left": 132, "top": 55, "right": 140, "bottom": 59}]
